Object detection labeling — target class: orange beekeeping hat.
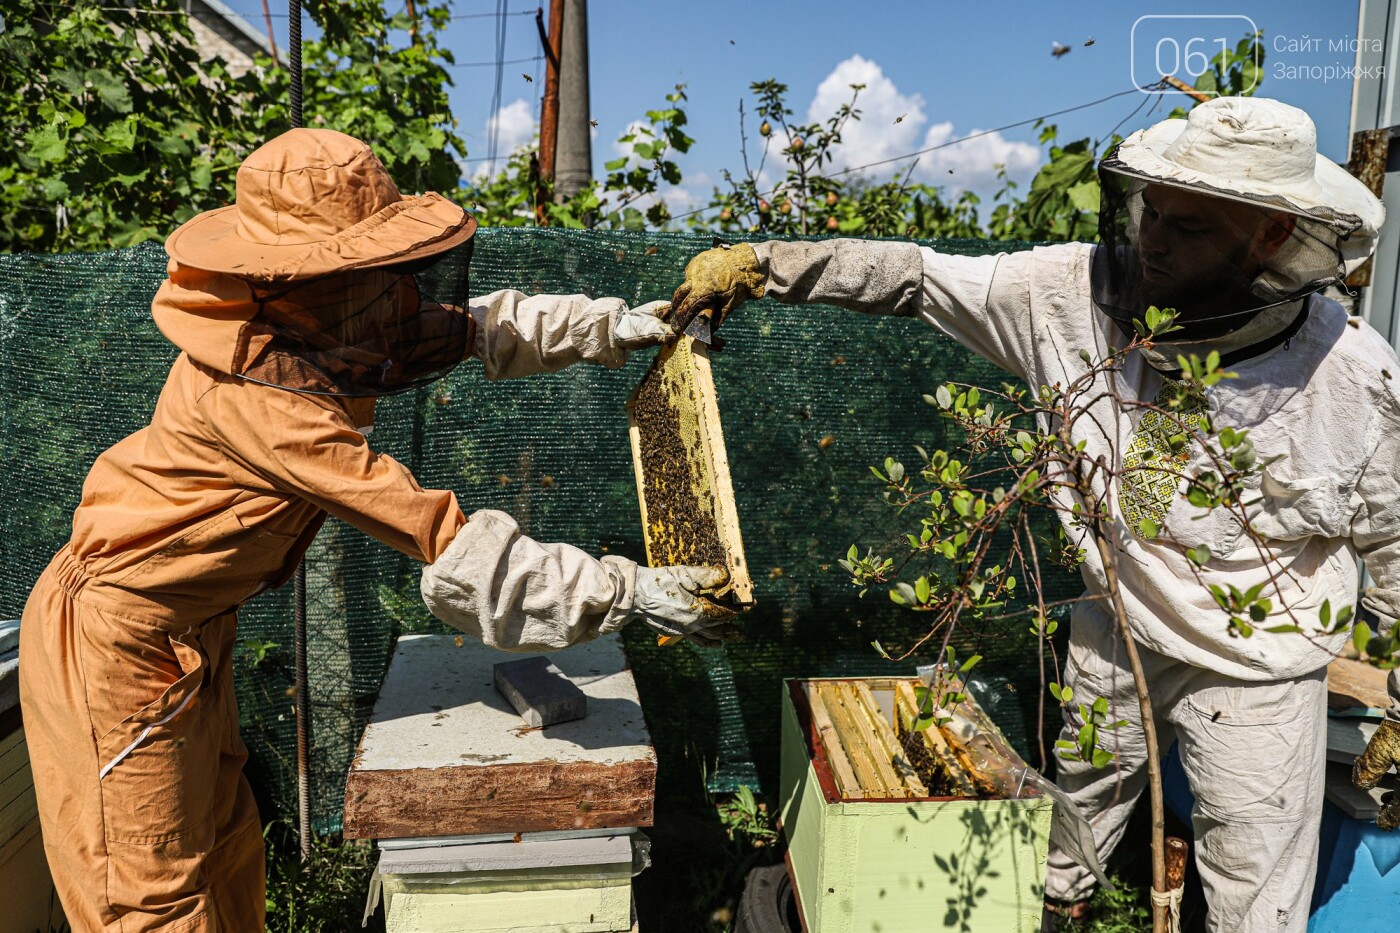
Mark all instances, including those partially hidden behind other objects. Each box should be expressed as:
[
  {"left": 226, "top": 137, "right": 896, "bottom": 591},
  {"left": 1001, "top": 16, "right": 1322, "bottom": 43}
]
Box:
[{"left": 165, "top": 128, "right": 476, "bottom": 282}]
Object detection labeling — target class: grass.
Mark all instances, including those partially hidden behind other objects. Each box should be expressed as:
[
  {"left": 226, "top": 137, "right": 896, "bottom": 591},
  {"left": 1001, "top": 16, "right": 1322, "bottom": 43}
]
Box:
[{"left": 263, "top": 821, "right": 383, "bottom": 933}]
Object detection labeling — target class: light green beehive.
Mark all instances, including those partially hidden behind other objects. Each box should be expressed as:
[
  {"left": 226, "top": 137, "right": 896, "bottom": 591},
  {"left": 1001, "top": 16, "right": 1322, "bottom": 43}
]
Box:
[{"left": 779, "top": 678, "right": 1053, "bottom": 933}]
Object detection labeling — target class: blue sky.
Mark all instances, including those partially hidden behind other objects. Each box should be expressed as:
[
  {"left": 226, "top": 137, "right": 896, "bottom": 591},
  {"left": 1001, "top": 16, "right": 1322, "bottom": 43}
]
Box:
[{"left": 242, "top": 1, "right": 1370, "bottom": 215}]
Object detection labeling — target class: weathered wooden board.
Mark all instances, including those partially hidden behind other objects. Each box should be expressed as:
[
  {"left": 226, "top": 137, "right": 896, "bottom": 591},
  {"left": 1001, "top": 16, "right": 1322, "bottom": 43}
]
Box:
[
  {"left": 804, "top": 684, "right": 863, "bottom": 800},
  {"left": 626, "top": 335, "right": 754, "bottom": 608},
  {"left": 1328, "top": 656, "right": 1391, "bottom": 713},
  {"left": 345, "top": 635, "right": 656, "bottom": 840}
]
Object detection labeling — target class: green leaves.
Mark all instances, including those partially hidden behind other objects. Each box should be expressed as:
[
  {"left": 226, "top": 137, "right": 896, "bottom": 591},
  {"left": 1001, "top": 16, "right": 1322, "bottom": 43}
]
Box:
[
  {"left": 25, "top": 122, "right": 66, "bottom": 163},
  {"left": 1352, "top": 621, "right": 1373, "bottom": 657},
  {"left": 3, "top": 0, "right": 469, "bottom": 251},
  {"left": 1051, "top": 688, "right": 1125, "bottom": 769}
]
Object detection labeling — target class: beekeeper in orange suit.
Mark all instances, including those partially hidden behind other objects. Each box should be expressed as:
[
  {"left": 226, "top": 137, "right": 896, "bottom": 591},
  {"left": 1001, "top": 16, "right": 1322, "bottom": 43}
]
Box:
[{"left": 19, "top": 128, "right": 735, "bottom": 931}]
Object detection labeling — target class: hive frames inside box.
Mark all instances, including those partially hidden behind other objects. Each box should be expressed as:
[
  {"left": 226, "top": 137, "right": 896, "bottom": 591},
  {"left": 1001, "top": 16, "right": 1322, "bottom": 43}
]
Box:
[{"left": 626, "top": 335, "right": 753, "bottom": 608}]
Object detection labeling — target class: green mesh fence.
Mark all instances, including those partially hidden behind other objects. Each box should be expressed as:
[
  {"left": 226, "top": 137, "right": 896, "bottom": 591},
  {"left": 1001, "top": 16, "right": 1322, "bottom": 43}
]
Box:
[{"left": 0, "top": 229, "right": 1078, "bottom": 832}]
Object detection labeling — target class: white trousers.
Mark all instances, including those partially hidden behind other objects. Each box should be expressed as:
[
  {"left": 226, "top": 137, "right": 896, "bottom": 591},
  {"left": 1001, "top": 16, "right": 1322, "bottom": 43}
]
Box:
[{"left": 1044, "top": 603, "right": 1328, "bottom": 933}]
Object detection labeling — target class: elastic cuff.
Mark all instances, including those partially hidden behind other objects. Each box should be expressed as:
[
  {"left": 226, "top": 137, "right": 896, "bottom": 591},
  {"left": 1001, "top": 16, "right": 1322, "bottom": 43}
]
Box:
[{"left": 598, "top": 555, "right": 638, "bottom": 635}]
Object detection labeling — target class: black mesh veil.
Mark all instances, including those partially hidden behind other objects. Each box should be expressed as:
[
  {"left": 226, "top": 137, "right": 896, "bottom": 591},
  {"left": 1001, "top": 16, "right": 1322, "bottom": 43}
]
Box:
[
  {"left": 1091, "top": 156, "right": 1362, "bottom": 336},
  {"left": 236, "top": 240, "right": 474, "bottom": 397}
]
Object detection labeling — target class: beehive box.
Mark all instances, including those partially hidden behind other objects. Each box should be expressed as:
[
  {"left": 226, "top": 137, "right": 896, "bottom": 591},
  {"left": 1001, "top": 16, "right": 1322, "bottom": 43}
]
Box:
[
  {"left": 626, "top": 335, "right": 753, "bottom": 608},
  {"left": 376, "top": 833, "right": 636, "bottom": 933},
  {"left": 779, "top": 678, "right": 1053, "bottom": 933}
]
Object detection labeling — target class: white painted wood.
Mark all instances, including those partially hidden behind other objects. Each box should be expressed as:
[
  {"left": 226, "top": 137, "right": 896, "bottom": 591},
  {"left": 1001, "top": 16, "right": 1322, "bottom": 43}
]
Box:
[
  {"left": 384, "top": 881, "right": 632, "bottom": 933},
  {"left": 378, "top": 827, "right": 636, "bottom": 850},
  {"left": 378, "top": 834, "right": 632, "bottom": 875},
  {"left": 353, "top": 634, "right": 654, "bottom": 775}
]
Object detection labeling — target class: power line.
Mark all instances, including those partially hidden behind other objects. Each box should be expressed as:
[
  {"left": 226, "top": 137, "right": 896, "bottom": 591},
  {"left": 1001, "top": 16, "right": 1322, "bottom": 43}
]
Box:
[
  {"left": 100, "top": 5, "right": 533, "bottom": 18},
  {"left": 483, "top": 0, "right": 509, "bottom": 175},
  {"left": 666, "top": 82, "right": 1170, "bottom": 222},
  {"left": 826, "top": 84, "right": 1162, "bottom": 180},
  {"left": 444, "top": 55, "right": 535, "bottom": 69}
]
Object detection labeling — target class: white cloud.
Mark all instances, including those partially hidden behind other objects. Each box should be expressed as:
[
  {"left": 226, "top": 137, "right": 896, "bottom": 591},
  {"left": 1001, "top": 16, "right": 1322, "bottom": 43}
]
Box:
[
  {"left": 475, "top": 99, "right": 537, "bottom": 177},
  {"left": 913, "top": 122, "right": 1041, "bottom": 190},
  {"left": 802, "top": 55, "right": 1041, "bottom": 194},
  {"left": 807, "top": 54, "right": 927, "bottom": 170}
]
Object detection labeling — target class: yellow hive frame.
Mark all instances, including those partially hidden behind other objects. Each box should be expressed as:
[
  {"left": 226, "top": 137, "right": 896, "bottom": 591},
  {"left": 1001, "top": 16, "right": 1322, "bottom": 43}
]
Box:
[{"left": 625, "top": 335, "right": 754, "bottom": 607}]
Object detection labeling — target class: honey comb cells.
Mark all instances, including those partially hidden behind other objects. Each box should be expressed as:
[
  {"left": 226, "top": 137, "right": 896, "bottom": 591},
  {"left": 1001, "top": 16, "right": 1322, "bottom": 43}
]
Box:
[{"left": 626, "top": 336, "right": 754, "bottom": 607}]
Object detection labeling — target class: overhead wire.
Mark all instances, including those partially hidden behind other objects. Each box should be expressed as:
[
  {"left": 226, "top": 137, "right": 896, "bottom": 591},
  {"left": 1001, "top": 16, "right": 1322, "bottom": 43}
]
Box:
[
  {"left": 483, "top": 0, "right": 509, "bottom": 176},
  {"left": 665, "top": 81, "right": 1173, "bottom": 223},
  {"left": 444, "top": 55, "right": 534, "bottom": 69}
]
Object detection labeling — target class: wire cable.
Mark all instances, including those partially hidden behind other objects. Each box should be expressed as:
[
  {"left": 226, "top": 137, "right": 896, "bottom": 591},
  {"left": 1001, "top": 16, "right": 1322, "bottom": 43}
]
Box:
[
  {"left": 667, "top": 82, "right": 1171, "bottom": 222},
  {"left": 483, "top": 0, "right": 510, "bottom": 176}
]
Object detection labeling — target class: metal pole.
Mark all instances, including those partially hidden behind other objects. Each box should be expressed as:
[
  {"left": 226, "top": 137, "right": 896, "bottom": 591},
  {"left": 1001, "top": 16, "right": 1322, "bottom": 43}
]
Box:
[
  {"left": 289, "top": 0, "right": 303, "bottom": 130},
  {"left": 293, "top": 552, "right": 311, "bottom": 860},
  {"left": 288, "top": 0, "right": 312, "bottom": 862},
  {"left": 553, "top": 0, "right": 592, "bottom": 200}
]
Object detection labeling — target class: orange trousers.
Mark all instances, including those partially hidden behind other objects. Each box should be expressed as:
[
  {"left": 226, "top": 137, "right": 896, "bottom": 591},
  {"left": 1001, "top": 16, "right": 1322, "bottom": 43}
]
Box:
[{"left": 19, "top": 547, "right": 265, "bottom": 931}]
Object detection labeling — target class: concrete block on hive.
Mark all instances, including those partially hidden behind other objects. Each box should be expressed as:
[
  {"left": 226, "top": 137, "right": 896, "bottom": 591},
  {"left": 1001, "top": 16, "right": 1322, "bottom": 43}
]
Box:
[
  {"left": 625, "top": 335, "right": 754, "bottom": 608},
  {"left": 493, "top": 656, "right": 587, "bottom": 728}
]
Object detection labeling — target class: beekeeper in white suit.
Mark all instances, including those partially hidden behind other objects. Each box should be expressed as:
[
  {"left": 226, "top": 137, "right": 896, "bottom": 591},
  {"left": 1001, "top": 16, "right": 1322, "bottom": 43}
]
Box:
[{"left": 671, "top": 97, "right": 1398, "bottom": 932}]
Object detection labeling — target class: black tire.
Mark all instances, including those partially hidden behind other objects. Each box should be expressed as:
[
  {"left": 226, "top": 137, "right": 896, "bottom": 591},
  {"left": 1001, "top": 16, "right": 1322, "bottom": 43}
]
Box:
[{"left": 734, "top": 863, "right": 801, "bottom": 933}]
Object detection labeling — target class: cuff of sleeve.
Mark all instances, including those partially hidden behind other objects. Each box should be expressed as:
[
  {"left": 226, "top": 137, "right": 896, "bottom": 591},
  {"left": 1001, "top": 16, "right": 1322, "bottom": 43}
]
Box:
[
  {"left": 568, "top": 297, "right": 630, "bottom": 370},
  {"left": 597, "top": 555, "right": 638, "bottom": 635}
]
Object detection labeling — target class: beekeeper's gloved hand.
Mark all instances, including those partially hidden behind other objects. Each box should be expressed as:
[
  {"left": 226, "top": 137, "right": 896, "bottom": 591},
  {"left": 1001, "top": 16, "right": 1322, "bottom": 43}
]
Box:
[
  {"left": 1355, "top": 719, "right": 1400, "bottom": 830},
  {"left": 610, "top": 300, "right": 675, "bottom": 350},
  {"left": 630, "top": 565, "right": 740, "bottom": 648},
  {"left": 670, "top": 243, "right": 764, "bottom": 329}
]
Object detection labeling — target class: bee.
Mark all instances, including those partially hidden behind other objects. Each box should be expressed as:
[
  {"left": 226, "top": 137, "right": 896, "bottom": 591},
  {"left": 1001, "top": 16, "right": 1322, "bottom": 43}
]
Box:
[
  {"left": 522, "top": 73, "right": 533, "bottom": 82},
  {"left": 1051, "top": 41, "right": 1071, "bottom": 58}
]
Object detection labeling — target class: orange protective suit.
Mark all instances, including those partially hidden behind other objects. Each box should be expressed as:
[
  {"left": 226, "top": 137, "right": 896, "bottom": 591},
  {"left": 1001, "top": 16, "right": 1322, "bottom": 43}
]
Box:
[
  {"left": 19, "top": 265, "right": 467, "bottom": 931},
  {"left": 19, "top": 127, "right": 685, "bottom": 930}
]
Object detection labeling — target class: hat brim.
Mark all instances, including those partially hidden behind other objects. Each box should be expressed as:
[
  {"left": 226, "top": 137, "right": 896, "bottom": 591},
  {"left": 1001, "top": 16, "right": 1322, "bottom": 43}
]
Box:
[
  {"left": 1105, "top": 120, "right": 1382, "bottom": 237},
  {"left": 165, "top": 192, "right": 478, "bottom": 282}
]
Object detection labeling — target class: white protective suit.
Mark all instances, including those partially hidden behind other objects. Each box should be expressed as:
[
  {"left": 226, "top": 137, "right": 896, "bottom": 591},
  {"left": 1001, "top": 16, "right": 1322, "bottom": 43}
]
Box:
[{"left": 749, "top": 235, "right": 1400, "bottom": 932}]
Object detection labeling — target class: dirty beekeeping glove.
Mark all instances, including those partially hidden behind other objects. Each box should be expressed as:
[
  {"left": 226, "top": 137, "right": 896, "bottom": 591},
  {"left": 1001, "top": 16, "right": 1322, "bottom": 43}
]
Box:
[
  {"left": 610, "top": 299, "right": 675, "bottom": 350},
  {"left": 1355, "top": 718, "right": 1400, "bottom": 831},
  {"left": 670, "top": 243, "right": 765, "bottom": 328},
  {"left": 630, "top": 565, "right": 740, "bottom": 648}
]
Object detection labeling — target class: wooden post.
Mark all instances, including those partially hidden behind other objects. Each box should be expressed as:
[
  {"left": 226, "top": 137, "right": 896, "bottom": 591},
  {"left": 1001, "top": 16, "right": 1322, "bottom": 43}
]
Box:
[
  {"left": 534, "top": 1, "right": 564, "bottom": 224},
  {"left": 259, "top": 0, "right": 279, "bottom": 66}
]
